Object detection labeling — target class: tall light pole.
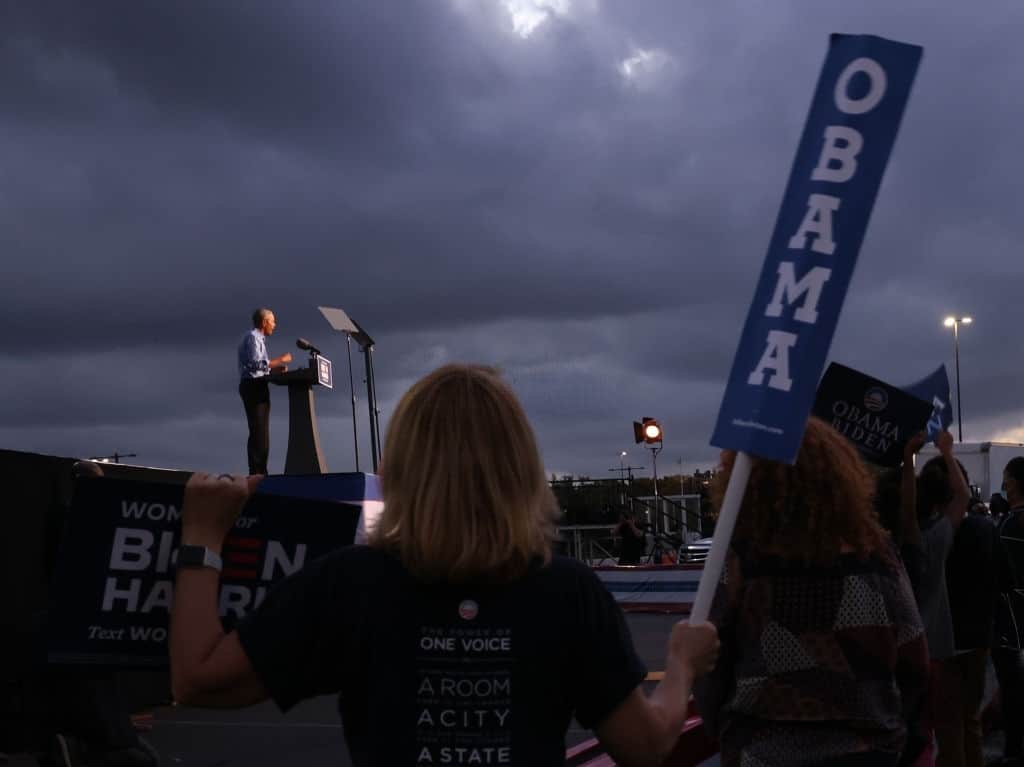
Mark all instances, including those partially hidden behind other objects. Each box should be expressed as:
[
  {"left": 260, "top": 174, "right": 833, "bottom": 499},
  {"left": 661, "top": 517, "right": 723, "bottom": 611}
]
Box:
[
  {"left": 618, "top": 451, "right": 627, "bottom": 506},
  {"left": 943, "top": 315, "right": 972, "bottom": 442},
  {"left": 608, "top": 452, "right": 644, "bottom": 504},
  {"left": 89, "top": 452, "right": 137, "bottom": 464}
]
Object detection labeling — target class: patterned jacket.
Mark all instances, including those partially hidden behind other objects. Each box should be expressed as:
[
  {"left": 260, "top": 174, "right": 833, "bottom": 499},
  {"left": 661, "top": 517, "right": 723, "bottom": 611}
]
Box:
[{"left": 694, "top": 543, "right": 929, "bottom": 767}]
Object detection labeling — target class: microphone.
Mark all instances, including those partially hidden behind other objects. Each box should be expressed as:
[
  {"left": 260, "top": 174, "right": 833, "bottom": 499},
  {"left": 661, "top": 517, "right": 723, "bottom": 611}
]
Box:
[{"left": 296, "top": 338, "right": 321, "bottom": 356}]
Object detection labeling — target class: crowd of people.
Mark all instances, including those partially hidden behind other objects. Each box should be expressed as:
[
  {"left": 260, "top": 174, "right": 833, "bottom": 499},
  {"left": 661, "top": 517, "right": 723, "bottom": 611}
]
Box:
[
  {"left": 159, "top": 363, "right": 1024, "bottom": 766},
  {"left": 691, "top": 422, "right": 1024, "bottom": 767}
]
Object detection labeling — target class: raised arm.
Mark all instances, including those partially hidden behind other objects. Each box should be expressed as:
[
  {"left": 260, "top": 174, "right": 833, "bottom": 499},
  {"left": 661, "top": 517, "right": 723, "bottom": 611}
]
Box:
[
  {"left": 935, "top": 430, "right": 969, "bottom": 529},
  {"left": 170, "top": 473, "right": 269, "bottom": 708},
  {"left": 899, "top": 431, "right": 927, "bottom": 549}
]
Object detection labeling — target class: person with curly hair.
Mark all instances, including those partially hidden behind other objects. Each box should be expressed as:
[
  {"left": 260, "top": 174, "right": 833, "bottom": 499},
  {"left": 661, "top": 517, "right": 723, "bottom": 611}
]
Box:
[{"left": 694, "top": 417, "right": 929, "bottom": 767}]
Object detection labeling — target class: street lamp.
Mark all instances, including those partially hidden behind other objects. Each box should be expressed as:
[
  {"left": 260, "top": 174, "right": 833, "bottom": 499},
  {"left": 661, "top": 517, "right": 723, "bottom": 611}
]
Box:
[
  {"left": 943, "top": 315, "right": 972, "bottom": 442},
  {"left": 88, "top": 452, "right": 137, "bottom": 464},
  {"left": 617, "top": 451, "right": 627, "bottom": 507},
  {"left": 609, "top": 452, "right": 643, "bottom": 483}
]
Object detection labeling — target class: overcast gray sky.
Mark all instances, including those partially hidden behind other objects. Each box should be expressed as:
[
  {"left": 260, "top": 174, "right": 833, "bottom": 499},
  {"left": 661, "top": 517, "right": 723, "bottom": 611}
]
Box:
[{"left": 1, "top": 0, "right": 1021, "bottom": 479}]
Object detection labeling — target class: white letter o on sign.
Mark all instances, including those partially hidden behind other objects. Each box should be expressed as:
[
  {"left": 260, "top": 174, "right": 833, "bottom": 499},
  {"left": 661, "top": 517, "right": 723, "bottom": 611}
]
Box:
[{"left": 834, "top": 57, "right": 887, "bottom": 115}]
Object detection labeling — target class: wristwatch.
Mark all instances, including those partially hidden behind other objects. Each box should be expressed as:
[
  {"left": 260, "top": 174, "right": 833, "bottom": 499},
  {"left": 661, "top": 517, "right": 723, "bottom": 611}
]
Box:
[{"left": 176, "top": 545, "right": 223, "bottom": 572}]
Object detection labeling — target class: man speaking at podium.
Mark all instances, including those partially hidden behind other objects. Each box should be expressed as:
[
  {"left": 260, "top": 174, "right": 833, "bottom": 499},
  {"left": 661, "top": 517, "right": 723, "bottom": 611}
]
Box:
[{"left": 237, "top": 308, "right": 292, "bottom": 475}]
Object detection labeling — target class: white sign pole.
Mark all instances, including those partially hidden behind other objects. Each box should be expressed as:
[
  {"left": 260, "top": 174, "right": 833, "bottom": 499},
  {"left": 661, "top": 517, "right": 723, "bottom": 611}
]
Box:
[{"left": 688, "top": 451, "right": 752, "bottom": 623}]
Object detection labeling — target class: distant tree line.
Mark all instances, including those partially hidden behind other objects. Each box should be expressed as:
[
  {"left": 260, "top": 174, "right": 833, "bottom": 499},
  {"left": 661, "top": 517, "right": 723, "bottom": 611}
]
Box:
[{"left": 549, "top": 471, "right": 717, "bottom": 529}]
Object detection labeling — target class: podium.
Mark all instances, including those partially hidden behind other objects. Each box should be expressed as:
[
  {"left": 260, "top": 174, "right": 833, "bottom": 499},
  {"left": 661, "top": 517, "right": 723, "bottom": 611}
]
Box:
[{"left": 269, "top": 359, "right": 330, "bottom": 474}]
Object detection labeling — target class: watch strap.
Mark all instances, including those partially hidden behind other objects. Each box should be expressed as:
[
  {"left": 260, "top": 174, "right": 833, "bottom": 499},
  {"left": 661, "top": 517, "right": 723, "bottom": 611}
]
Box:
[{"left": 177, "top": 544, "right": 223, "bottom": 572}]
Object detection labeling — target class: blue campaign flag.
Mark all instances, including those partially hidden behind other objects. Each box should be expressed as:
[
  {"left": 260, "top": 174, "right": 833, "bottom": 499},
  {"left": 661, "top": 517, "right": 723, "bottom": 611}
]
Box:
[
  {"left": 902, "top": 365, "right": 952, "bottom": 439},
  {"left": 711, "top": 35, "right": 922, "bottom": 463}
]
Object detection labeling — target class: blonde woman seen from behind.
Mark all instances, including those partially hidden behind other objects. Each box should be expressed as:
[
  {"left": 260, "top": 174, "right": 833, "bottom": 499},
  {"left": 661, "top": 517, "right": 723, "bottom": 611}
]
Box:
[{"left": 169, "top": 363, "right": 719, "bottom": 767}]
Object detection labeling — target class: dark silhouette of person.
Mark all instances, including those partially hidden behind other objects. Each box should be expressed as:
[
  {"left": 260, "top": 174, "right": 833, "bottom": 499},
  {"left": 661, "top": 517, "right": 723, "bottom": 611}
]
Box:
[{"left": 615, "top": 512, "right": 645, "bottom": 565}]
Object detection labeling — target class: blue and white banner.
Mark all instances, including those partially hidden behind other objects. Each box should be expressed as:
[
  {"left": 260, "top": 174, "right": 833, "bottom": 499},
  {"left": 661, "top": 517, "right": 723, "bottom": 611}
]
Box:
[
  {"left": 593, "top": 565, "right": 703, "bottom": 614},
  {"left": 711, "top": 35, "right": 922, "bottom": 463},
  {"left": 902, "top": 365, "right": 952, "bottom": 440}
]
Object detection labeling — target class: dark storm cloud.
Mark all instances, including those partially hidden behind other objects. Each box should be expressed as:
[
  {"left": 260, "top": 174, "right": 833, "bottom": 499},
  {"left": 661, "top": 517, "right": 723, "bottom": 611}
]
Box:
[
  {"left": 2, "top": 0, "right": 1023, "bottom": 473},
  {"left": 0, "top": 0, "right": 750, "bottom": 355},
  {"left": 0, "top": 1, "right": 487, "bottom": 146}
]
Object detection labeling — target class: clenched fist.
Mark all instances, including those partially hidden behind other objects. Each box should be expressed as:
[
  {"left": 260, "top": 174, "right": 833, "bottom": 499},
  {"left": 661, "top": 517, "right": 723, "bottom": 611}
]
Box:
[
  {"left": 669, "top": 620, "right": 720, "bottom": 677},
  {"left": 181, "top": 472, "right": 262, "bottom": 549}
]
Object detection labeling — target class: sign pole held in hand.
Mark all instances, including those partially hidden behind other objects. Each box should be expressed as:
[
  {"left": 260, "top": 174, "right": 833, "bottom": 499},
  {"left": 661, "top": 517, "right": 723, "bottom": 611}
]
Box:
[
  {"left": 690, "top": 452, "right": 751, "bottom": 623},
  {"left": 691, "top": 34, "right": 922, "bottom": 624}
]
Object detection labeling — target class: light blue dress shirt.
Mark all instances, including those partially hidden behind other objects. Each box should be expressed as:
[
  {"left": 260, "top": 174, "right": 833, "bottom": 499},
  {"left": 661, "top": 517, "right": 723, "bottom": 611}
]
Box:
[{"left": 238, "top": 328, "right": 270, "bottom": 380}]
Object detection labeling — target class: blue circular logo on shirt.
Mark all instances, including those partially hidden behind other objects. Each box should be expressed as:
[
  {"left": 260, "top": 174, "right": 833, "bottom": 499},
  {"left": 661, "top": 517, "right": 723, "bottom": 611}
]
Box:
[{"left": 458, "top": 600, "right": 478, "bottom": 621}]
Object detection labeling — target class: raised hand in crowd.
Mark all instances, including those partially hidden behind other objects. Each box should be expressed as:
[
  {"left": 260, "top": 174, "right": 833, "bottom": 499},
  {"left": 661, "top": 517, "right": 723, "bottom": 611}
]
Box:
[
  {"left": 895, "top": 431, "right": 928, "bottom": 593},
  {"left": 934, "top": 428, "right": 953, "bottom": 454},
  {"left": 904, "top": 431, "right": 927, "bottom": 462},
  {"left": 171, "top": 472, "right": 270, "bottom": 710},
  {"left": 900, "top": 431, "right": 927, "bottom": 543},
  {"left": 181, "top": 472, "right": 262, "bottom": 550},
  {"left": 934, "top": 429, "right": 969, "bottom": 529}
]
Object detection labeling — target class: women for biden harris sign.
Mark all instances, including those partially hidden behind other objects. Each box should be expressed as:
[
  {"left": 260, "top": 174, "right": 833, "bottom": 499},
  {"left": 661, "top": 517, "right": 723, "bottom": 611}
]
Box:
[{"left": 711, "top": 35, "right": 922, "bottom": 464}]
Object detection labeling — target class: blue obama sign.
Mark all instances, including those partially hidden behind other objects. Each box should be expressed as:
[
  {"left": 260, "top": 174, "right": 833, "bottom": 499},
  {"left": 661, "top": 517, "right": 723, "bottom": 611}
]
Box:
[{"left": 711, "top": 35, "right": 922, "bottom": 463}]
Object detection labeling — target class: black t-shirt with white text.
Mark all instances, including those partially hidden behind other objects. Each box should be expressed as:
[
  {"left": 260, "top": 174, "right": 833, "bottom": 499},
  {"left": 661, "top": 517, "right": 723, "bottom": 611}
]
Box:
[{"left": 235, "top": 546, "right": 646, "bottom": 766}]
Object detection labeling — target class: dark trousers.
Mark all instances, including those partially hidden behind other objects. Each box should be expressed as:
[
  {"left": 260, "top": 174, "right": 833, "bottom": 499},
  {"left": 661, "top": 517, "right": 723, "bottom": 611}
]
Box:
[
  {"left": 994, "top": 647, "right": 1024, "bottom": 760},
  {"left": 239, "top": 378, "right": 270, "bottom": 475}
]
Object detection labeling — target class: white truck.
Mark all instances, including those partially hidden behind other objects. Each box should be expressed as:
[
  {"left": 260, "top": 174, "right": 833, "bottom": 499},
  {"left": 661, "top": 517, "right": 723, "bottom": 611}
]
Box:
[{"left": 916, "top": 441, "right": 1024, "bottom": 500}]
